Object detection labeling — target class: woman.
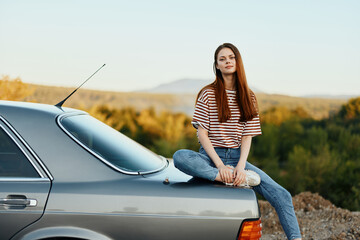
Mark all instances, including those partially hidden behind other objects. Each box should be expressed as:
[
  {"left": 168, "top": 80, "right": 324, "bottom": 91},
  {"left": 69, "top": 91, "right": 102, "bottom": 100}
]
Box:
[{"left": 173, "top": 43, "right": 302, "bottom": 240}]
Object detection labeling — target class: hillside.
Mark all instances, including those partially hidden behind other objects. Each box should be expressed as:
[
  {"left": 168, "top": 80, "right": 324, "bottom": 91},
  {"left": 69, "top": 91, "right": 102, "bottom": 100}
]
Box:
[
  {"left": 24, "top": 84, "right": 195, "bottom": 114},
  {"left": 255, "top": 93, "right": 347, "bottom": 119},
  {"left": 25, "top": 83, "right": 347, "bottom": 119},
  {"left": 140, "top": 78, "right": 263, "bottom": 94}
]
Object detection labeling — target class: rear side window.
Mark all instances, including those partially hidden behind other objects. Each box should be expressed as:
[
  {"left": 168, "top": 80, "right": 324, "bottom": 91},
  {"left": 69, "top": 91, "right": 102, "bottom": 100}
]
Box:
[
  {"left": 0, "top": 127, "right": 40, "bottom": 178},
  {"left": 59, "top": 114, "right": 166, "bottom": 174}
]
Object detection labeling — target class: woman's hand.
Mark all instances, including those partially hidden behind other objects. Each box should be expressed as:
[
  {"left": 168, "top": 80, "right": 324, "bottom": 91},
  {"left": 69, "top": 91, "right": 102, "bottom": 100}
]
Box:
[
  {"left": 233, "top": 167, "right": 247, "bottom": 186},
  {"left": 218, "top": 165, "right": 234, "bottom": 184}
]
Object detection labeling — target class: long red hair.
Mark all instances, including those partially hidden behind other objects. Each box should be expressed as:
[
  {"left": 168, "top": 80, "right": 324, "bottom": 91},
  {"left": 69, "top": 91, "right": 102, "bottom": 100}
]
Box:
[{"left": 197, "top": 43, "right": 258, "bottom": 122}]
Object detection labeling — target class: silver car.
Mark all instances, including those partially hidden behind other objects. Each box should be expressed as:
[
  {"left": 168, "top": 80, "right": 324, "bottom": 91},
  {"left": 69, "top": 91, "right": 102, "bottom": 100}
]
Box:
[{"left": 0, "top": 100, "right": 261, "bottom": 240}]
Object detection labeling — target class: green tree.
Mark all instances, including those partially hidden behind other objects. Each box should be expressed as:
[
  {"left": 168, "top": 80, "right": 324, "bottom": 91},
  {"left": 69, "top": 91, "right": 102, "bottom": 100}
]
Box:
[
  {"left": 286, "top": 144, "right": 339, "bottom": 195},
  {"left": 251, "top": 124, "right": 281, "bottom": 182},
  {"left": 261, "top": 106, "right": 310, "bottom": 126},
  {"left": 326, "top": 160, "right": 360, "bottom": 211},
  {"left": 302, "top": 126, "right": 328, "bottom": 154},
  {"left": 278, "top": 120, "right": 304, "bottom": 164},
  {"left": 339, "top": 97, "right": 360, "bottom": 120}
]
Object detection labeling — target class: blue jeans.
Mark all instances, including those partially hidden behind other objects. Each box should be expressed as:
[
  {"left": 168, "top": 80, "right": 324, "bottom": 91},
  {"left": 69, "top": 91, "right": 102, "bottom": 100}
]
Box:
[{"left": 173, "top": 146, "right": 302, "bottom": 240}]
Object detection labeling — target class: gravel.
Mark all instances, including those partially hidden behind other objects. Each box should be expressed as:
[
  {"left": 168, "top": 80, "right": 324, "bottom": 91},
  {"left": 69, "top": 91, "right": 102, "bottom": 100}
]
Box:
[{"left": 259, "top": 192, "right": 360, "bottom": 240}]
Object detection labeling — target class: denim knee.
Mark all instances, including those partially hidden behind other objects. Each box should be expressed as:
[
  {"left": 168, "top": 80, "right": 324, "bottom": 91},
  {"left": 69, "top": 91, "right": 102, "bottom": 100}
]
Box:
[
  {"left": 172, "top": 149, "right": 218, "bottom": 181},
  {"left": 281, "top": 187, "right": 292, "bottom": 200},
  {"left": 277, "top": 186, "right": 293, "bottom": 206},
  {"left": 285, "top": 190, "right": 293, "bottom": 206},
  {"left": 173, "top": 149, "right": 188, "bottom": 169}
]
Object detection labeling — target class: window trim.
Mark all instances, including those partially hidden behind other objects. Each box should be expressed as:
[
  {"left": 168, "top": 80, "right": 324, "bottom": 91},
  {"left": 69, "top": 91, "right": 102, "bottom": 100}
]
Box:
[
  {"left": 0, "top": 177, "right": 50, "bottom": 182},
  {"left": 56, "top": 112, "right": 168, "bottom": 175},
  {"left": 0, "top": 118, "right": 50, "bottom": 180}
]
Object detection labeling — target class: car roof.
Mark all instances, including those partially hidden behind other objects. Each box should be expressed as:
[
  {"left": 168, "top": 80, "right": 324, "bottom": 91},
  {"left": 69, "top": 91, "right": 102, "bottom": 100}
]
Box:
[{"left": 0, "top": 100, "right": 83, "bottom": 118}]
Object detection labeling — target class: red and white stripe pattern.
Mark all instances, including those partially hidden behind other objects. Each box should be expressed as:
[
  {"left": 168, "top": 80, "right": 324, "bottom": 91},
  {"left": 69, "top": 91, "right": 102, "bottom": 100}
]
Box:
[{"left": 192, "top": 88, "right": 262, "bottom": 148}]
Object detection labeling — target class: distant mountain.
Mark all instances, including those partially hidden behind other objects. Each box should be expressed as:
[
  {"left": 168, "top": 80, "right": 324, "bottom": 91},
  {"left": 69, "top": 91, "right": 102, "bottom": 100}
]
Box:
[
  {"left": 140, "top": 78, "right": 263, "bottom": 94},
  {"left": 301, "top": 94, "right": 357, "bottom": 100}
]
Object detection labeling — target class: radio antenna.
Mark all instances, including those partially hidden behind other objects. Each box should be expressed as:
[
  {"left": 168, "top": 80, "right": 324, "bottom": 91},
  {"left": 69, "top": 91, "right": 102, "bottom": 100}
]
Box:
[{"left": 55, "top": 64, "right": 106, "bottom": 108}]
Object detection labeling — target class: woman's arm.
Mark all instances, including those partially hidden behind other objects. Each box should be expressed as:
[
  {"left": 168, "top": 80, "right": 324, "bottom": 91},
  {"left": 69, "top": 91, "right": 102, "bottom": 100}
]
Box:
[
  {"left": 197, "top": 126, "right": 233, "bottom": 183},
  {"left": 233, "top": 136, "right": 252, "bottom": 186}
]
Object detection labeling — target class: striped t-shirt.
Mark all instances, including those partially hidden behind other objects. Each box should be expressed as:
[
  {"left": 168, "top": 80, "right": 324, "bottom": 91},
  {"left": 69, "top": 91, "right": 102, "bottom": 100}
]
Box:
[{"left": 192, "top": 88, "right": 262, "bottom": 148}]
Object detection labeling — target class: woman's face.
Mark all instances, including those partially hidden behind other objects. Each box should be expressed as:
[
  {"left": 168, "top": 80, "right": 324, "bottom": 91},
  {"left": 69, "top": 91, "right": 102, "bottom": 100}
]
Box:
[{"left": 216, "top": 47, "right": 236, "bottom": 75}]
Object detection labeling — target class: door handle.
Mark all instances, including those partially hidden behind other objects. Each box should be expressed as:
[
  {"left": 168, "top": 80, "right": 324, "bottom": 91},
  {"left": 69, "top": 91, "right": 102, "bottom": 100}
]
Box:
[{"left": 0, "top": 195, "right": 37, "bottom": 207}]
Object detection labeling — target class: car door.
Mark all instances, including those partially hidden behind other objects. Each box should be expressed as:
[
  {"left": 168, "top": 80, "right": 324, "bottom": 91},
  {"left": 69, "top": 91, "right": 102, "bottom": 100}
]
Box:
[{"left": 0, "top": 118, "right": 51, "bottom": 240}]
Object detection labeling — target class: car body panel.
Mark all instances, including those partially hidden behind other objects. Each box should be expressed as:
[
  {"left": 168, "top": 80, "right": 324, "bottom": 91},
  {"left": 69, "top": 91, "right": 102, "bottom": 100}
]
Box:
[
  {"left": 15, "top": 178, "right": 258, "bottom": 239},
  {"left": 0, "top": 180, "right": 51, "bottom": 240}
]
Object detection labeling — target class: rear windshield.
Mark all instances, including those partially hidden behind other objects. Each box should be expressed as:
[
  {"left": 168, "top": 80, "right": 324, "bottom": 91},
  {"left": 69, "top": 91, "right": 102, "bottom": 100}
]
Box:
[{"left": 59, "top": 114, "right": 165, "bottom": 174}]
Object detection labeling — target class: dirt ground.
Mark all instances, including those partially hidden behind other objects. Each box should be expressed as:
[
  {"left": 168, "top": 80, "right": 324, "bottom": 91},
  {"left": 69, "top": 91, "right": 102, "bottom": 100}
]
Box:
[{"left": 259, "top": 192, "right": 360, "bottom": 240}]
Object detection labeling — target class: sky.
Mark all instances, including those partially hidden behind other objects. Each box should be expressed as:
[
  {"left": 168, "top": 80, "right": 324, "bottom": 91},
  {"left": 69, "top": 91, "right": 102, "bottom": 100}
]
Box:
[{"left": 1, "top": 0, "right": 359, "bottom": 96}]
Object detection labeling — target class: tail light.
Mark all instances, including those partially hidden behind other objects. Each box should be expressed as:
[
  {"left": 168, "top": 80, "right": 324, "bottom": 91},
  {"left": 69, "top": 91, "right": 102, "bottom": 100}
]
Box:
[{"left": 237, "top": 219, "right": 262, "bottom": 240}]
